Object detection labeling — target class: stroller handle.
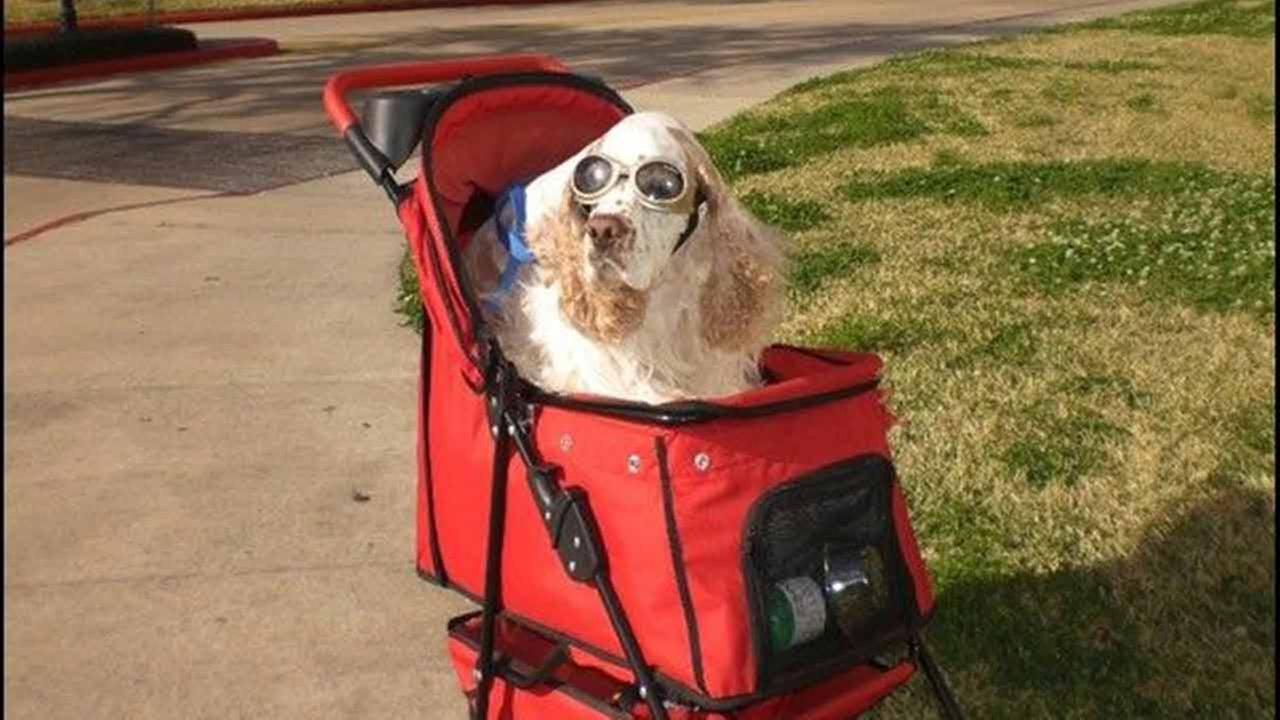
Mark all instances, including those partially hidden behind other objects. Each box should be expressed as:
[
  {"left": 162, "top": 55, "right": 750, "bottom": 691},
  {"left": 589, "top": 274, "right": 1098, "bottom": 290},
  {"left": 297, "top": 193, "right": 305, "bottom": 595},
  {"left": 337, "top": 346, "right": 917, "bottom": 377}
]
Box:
[
  {"left": 322, "top": 53, "right": 570, "bottom": 134},
  {"left": 323, "top": 53, "right": 570, "bottom": 204}
]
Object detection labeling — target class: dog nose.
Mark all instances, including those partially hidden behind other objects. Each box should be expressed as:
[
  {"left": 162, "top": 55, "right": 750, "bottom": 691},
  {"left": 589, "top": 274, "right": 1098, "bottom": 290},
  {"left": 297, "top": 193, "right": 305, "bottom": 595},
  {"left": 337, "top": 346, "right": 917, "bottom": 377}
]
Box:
[{"left": 586, "top": 214, "right": 630, "bottom": 252}]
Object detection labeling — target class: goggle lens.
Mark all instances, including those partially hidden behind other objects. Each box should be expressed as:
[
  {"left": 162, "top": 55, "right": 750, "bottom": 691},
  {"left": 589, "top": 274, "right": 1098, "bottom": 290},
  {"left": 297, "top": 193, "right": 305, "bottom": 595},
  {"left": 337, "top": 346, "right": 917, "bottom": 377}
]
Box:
[
  {"left": 635, "top": 162, "right": 685, "bottom": 202},
  {"left": 573, "top": 155, "right": 614, "bottom": 196}
]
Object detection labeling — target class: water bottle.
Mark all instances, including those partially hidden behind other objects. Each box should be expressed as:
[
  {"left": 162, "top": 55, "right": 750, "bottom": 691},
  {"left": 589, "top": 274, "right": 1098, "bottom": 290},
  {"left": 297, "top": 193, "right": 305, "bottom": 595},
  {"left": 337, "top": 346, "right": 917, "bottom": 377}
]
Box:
[{"left": 765, "top": 544, "right": 889, "bottom": 652}]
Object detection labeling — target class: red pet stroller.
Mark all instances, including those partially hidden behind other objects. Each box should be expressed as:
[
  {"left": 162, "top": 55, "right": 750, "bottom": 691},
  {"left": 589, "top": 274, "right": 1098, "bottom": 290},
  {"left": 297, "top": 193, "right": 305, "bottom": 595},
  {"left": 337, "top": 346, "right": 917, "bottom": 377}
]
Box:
[{"left": 323, "top": 54, "right": 963, "bottom": 720}]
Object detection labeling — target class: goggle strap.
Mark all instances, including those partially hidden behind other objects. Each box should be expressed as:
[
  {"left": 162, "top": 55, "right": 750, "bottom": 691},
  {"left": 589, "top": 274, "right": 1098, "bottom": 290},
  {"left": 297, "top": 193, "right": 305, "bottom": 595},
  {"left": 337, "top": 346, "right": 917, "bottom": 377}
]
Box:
[{"left": 671, "top": 190, "right": 707, "bottom": 257}]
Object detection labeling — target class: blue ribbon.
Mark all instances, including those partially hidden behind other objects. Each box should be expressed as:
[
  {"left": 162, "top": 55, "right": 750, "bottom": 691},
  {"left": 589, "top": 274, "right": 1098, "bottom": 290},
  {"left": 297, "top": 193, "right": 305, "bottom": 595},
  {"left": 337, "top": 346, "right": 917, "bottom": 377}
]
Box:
[{"left": 481, "top": 182, "right": 535, "bottom": 314}]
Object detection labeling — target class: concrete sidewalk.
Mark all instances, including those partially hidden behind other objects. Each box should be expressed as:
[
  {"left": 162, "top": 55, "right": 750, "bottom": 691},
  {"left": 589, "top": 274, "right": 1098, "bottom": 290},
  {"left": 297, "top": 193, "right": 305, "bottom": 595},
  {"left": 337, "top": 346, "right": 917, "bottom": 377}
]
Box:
[{"left": 4, "top": 1, "right": 1182, "bottom": 717}]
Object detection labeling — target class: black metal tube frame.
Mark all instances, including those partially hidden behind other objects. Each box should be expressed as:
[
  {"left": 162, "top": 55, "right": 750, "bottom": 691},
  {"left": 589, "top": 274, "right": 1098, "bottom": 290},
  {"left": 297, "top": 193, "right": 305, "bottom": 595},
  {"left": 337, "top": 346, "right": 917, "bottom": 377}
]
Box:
[{"left": 913, "top": 634, "right": 965, "bottom": 720}]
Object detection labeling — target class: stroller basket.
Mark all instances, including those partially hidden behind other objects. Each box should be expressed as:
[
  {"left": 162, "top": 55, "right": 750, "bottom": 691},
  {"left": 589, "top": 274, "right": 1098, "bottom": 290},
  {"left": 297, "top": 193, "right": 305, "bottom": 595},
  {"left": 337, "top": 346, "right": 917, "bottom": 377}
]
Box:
[{"left": 324, "top": 54, "right": 963, "bottom": 720}]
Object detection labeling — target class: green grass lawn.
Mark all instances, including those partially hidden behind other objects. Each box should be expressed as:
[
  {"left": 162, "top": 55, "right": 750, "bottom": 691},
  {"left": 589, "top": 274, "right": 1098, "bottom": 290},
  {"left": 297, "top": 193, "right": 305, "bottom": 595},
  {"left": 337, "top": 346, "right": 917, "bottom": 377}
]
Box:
[
  {"left": 700, "top": 1, "right": 1274, "bottom": 716},
  {"left": 397, "top": 0, "right": 1274, "bottom": 716}
]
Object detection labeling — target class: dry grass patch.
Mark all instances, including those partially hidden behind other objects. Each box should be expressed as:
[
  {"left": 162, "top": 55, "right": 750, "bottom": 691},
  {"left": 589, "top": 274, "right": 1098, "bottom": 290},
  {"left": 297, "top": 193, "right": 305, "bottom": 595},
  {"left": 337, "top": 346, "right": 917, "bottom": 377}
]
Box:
[
  {"left": 381, "top": 2, "right": 1272, "bottom": 714},
  {"left": 696, "top": 0, "right": 1275, "bottom": 715},
  {"left": 729, "top": 23, "right": 1275, "bottom": 174}
]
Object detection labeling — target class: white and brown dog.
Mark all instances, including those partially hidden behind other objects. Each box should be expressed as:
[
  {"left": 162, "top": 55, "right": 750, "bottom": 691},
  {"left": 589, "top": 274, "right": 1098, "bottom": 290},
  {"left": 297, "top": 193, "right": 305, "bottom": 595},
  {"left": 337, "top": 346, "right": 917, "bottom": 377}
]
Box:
[{"left": 465, "top": 111, "right": 784, "bottom": 404}]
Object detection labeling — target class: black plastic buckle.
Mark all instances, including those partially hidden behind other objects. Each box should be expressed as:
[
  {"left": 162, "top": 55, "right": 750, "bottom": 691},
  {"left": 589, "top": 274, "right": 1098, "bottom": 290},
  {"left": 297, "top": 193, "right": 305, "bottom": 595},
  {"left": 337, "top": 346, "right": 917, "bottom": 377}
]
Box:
[
  {"left": 523, "top": 463, "right": 602, "bottom": 582},
  {"left": 485, "top": 388, "right": 505, "bottom": 441},
  {"left": 910, "top": 634, "right": 966, "bottom": 720},
  {"left": 907, "top": 635, "right": 922, "bottom": 662},
  {"left": 611, "top": 684, "right": 641, "bottom": 711},
  {"left": 496, "top": 644, "right": 570, "bottom": 689},
  {"left": 480, "top": 354, "right": 601, "bottom": 583},
  {"left": 870, "top": 642, "right": 908, "bottom": 671},
  {"left": 483, "top": 351, "right": 514, "bottom": 440},
  {"left": 546, "top": 488, "right": 603, "bottom": 581}
]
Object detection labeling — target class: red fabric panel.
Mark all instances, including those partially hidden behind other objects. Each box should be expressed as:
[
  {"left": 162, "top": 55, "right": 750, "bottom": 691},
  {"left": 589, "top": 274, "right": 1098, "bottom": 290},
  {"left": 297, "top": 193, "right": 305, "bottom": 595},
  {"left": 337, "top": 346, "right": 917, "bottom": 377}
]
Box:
[
  {"left": 447, "top": 613, "right": 914, "bottom": 719},
  {"left": 449, "top": 635, "right": 623, "bottom": 720},
  {"left": 755, "top": 661, "right": 914, "bottom": 720},
  {"left": 415, "top": 346, "right": 435, "bottom": 577},
  {"left": 716, "top": 348, "right": 880, "bottom": 407},
  {"left": 662, "top": 378, "right": 893, "bottom": 696},
  {"left": 562, "top": 349, "right": 883, "bottom": 408},
  {"left": 428, "top": 374, "right": 687, "bottom": 679},
  {"left": 425, "top": 84, "right": 626, "bottom": 243},
  {"left": 424, "top": 344, "right": 912, "bottom": 698},
  {"left": 427, "top": 330, "right": 500, "bottom": 590},
  {"left": 400, "top": 170, "right": 475, "bottom": 383},
  {"left": 399, "top": 193, "right": 450, "bottom": 577},
  {"left": 417, "top": 173, "right": 484, "bottom": 385},
  {"left": 519, "top": 413, "right": 687, "bottom": 678}
]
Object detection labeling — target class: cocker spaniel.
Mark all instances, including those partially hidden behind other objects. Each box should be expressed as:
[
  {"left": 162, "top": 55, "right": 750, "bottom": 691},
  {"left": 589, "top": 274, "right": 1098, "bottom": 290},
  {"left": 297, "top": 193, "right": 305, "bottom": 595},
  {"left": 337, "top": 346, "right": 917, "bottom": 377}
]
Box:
[{"left": 464, "top": 111, "right": 784, "bottom": 404}]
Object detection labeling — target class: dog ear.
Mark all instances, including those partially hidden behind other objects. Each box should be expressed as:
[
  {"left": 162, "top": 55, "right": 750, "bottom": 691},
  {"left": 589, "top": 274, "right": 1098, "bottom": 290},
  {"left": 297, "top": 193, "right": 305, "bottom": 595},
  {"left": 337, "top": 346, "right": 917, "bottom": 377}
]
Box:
[
  {"left": 673, "top": 128, "right": 786, "bottom": 352},
  {"left": 526, "top": 181, "right": 578, "bottom": 267}
]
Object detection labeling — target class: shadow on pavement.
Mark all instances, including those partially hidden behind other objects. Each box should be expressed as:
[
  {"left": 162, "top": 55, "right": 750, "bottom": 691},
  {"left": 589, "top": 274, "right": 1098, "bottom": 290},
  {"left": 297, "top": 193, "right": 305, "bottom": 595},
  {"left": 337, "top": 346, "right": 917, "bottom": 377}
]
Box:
[{"left": 20, "top": 15, "right": 1056, "bottom": 119}]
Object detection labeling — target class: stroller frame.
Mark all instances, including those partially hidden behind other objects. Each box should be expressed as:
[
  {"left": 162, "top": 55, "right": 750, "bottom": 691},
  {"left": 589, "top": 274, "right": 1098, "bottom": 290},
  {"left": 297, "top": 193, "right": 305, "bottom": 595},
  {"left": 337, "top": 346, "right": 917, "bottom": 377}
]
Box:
[{"left": 324, "top": 54, "right": 963, "bottom": 720}]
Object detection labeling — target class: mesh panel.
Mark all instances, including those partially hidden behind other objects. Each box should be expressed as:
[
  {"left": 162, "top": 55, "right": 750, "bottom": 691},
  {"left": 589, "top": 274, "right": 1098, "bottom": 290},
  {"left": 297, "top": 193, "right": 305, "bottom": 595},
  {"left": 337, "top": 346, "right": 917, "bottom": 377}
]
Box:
[
  {"left": 754, "top": 481, "right": 887, "bottom": 580},
  {"left": 744, "top": 455, "right": 912, "bottom": 688}
]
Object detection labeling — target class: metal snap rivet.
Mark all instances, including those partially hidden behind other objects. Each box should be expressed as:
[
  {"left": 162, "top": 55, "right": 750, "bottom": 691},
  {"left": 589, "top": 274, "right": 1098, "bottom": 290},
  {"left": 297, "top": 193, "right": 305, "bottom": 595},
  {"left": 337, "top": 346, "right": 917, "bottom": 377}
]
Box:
[
  {"left": 568, "top": 560, "right": 577, "bottom": 573},
  {"left": 626, "top": 454, "right": 642, "bottom": 473},
  {"left": 559, "top": 434, "right": 573, "bottom": 452},
  {"left": 573, "top": 536, "right": 581, "bottom": 549},
  {"left": 694, "top": 452, "right": 711, "bottom": 472}
]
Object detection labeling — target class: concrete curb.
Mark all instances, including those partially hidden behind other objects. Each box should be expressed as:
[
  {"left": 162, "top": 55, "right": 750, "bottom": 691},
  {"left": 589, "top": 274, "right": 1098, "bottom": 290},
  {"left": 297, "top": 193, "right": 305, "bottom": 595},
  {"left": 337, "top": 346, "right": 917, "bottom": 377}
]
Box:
[
  {"left": 4, "top": 37, "right": 279, "bottom": 92},
  {"left": 4, "top": 0, "right": 587, "bottom": 35}
]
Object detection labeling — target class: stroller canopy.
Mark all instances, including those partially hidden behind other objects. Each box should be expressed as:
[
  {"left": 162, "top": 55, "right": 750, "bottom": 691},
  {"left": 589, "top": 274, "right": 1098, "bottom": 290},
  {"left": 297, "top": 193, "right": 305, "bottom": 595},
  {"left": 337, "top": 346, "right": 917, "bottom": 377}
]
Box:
[{"left": 409, "top": 74, "right": 632, "bottom": 378}]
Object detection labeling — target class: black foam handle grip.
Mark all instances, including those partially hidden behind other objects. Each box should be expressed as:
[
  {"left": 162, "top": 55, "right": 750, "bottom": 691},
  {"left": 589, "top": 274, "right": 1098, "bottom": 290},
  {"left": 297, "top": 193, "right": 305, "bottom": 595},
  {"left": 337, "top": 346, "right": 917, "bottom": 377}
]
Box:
[{"left": 344, "top": 126, "right": 392, "bottom": 184}]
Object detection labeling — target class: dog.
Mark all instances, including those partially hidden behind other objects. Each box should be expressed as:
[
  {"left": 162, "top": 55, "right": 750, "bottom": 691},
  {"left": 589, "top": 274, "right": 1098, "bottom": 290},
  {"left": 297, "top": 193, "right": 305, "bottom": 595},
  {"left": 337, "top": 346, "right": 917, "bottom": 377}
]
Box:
[{"left": 463, "top": 111, "right": 784, "bottom": 404}]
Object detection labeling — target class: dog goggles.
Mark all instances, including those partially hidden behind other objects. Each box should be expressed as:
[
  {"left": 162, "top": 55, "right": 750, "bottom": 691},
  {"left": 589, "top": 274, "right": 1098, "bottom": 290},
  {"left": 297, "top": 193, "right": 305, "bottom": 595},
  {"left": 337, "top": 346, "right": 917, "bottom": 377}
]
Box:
[{"left": 571, "top": 154, "right": 697, "bottom": 215}]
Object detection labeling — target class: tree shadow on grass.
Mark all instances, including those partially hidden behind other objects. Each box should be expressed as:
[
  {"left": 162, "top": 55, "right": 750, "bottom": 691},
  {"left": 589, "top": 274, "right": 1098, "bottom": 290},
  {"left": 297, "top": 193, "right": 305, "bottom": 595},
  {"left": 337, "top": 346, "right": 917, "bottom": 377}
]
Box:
[{"left": 920, "top": 488, "right": 1275, "bottom": 718}]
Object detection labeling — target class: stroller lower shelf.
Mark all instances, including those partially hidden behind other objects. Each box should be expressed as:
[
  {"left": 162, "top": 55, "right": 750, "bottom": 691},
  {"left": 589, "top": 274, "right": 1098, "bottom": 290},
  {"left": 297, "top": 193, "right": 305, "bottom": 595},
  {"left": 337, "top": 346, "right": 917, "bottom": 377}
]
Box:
[{"left": 447, "top": 611, "right": 916, "bottom": 720}]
